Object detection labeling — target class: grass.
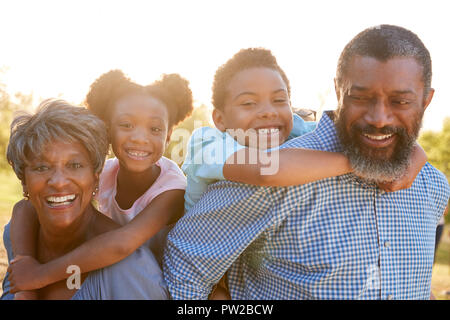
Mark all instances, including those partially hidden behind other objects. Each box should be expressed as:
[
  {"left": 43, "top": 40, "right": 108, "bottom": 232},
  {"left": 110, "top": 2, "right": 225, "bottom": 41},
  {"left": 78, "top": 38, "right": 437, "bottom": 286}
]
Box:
[{"left": 0, "top": 168, "right": 448, "bottom": 299}]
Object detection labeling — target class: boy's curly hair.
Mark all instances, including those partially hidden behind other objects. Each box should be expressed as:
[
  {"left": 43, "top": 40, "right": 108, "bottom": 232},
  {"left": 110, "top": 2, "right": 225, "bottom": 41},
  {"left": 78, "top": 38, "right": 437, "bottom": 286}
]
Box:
[
  {"left": 85, "top": 70, "right": 193, "bottom": 128},
  {"left": 212, "top": 48, "right": 291, "bottom": 111}
]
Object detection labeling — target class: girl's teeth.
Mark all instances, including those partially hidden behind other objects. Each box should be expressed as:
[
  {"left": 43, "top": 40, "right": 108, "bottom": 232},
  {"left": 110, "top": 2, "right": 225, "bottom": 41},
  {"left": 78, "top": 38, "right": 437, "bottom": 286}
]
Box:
[{"left": 128, "top": 150, "right": 149, "bottom": 157}]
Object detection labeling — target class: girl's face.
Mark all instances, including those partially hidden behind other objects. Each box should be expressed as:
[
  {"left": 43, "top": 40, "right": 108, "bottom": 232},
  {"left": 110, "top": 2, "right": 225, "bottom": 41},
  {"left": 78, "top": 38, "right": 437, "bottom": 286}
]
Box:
[
  {"left": 109, "top": 94, "right": 170, "bottom": 174},
  {"left": 213, "top": 67, "right": 293, "bottom": 149}
]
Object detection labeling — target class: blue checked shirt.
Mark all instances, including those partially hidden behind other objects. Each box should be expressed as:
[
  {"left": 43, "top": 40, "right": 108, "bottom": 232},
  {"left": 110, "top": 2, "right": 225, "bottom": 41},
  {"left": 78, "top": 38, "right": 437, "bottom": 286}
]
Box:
[{"left": 163, "top": 111, "right": 450, "bottom": 300}]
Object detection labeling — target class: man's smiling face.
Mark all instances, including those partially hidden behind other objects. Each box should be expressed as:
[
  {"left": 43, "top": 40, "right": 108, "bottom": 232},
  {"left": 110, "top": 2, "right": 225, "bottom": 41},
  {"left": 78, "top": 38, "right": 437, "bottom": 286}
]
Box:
[{"left": 335, "top": 55, "right": 434, "bottom": 182}]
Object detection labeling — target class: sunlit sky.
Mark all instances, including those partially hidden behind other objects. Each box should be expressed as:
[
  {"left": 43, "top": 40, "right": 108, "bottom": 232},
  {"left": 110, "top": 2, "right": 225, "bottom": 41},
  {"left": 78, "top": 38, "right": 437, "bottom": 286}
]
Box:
[{"left": 1, "top": 0, "right": 449, "bottom": 131}]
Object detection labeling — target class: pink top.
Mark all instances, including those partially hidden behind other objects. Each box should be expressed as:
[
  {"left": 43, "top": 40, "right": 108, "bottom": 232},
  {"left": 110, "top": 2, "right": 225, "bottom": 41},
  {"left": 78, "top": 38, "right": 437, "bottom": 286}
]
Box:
[{"left": 96, "top": 157, "right": 187, "bottom": 226}]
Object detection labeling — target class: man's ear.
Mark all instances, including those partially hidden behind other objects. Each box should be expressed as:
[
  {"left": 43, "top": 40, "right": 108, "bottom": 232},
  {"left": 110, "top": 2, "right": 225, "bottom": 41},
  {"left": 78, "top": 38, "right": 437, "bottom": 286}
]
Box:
[
  {"left": 212, "top": 109, "right": 226, "bottom": 132},
  {"left": 423, "top": 88, "right": 435, "bottom": 111}
]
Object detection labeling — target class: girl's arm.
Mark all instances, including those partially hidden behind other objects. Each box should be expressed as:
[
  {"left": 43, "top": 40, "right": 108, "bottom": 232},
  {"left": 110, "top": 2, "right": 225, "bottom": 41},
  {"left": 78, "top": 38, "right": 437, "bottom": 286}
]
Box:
[
  {"left": 10, "top": 199, "right": 39, "bottom": 258},
  {"left": 223, "top": 148, "right": 352, "bottom": 186},
  {"left": 8, "top": 200, "right": 40, "bottom": 298},
  {"left": 7, "top": 189, "right": 185, "bottom": 292}
]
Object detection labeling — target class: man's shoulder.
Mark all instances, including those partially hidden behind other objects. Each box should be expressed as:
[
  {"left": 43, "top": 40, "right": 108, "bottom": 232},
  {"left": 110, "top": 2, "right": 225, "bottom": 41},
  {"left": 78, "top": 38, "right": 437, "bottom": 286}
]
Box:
[{"left": 418, "top": 163, "right": 450, "bottom": 214}]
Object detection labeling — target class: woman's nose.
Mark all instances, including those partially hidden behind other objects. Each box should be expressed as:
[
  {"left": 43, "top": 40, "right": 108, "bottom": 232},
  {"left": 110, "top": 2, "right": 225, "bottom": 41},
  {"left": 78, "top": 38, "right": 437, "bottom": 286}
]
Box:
[{"left": 47, "top": 168, "right": 70, "bottom": 189}]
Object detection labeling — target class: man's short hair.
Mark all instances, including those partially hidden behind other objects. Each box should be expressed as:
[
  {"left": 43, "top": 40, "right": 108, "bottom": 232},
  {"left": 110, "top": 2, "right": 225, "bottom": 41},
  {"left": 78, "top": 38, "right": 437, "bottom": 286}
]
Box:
[{"left": 336, "top": 24, "right": 432, "bottom": 94}]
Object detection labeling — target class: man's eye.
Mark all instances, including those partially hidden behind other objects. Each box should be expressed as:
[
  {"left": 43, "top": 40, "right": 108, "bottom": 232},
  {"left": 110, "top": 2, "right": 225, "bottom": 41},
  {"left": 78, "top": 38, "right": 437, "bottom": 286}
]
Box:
[{"left": 393, "top": 100, "right": 409, "bottom": 105}]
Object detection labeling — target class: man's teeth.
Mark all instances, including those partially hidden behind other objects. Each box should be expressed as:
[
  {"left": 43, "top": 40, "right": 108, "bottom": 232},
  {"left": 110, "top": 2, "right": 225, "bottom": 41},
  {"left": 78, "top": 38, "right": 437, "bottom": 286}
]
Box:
[
  {"left": 46, "top": 194, "right": 76, "bottom": 205},
  {"left": 258, "top": 128, "right": 279, "bottom": 134},
  {"left": 127, "top": 150, "right": 150, "bottom": 157},
  {"left": 363, "top": 133, "right": 393, "bottom": 140}
]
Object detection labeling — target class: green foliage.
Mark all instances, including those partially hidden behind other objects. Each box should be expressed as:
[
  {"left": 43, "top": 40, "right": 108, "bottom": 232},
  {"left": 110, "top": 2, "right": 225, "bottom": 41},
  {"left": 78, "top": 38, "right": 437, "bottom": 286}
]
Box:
[
  {"left": 419, "top": 118, "right": 450, "bottom": 223},
  {"left": 0, "top": 83, "right": 33, "bottom": 170},
  {"left": 164, "top": 104, "right": 212, "bottom": 165}
]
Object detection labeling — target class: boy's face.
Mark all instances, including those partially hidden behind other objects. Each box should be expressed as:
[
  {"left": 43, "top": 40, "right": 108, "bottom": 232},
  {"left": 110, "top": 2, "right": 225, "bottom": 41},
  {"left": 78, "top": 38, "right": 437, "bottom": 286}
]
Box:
[{"left": 213, "top": 67, "right": 293, "bottom": 149}]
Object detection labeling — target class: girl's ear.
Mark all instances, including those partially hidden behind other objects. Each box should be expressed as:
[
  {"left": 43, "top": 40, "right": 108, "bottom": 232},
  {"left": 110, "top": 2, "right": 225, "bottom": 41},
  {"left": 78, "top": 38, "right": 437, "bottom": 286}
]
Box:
[{"left": 212, "top": 109, "right": 226, "bottom": 132}]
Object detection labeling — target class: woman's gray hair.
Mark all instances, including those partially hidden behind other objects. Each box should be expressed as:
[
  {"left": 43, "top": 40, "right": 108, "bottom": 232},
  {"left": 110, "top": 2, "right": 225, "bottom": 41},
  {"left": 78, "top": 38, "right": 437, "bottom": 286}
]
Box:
[{"left": 6, "top": 99, "right": 109, "bottom": 182}]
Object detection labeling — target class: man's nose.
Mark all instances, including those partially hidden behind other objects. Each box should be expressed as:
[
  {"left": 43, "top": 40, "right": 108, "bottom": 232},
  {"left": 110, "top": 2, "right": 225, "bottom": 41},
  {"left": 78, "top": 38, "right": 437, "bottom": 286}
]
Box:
[{"left": 364, "top": 99, "right": 393, "bottom": 128}]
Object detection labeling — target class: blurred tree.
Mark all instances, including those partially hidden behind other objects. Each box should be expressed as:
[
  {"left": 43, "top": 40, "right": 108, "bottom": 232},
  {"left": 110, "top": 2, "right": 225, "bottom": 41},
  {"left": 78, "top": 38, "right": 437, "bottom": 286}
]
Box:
[
  {"left": 0, "top": 80, "right": 33, "bottom": 170},
  {"left": 419, "top": 117, "right": 450, "bottom": 178},
  {"left": 419, "top": 118, "right": 450, "bottom": 222},
  {"left": 164, "top": 103, "right": 212, "bottom": 165}
]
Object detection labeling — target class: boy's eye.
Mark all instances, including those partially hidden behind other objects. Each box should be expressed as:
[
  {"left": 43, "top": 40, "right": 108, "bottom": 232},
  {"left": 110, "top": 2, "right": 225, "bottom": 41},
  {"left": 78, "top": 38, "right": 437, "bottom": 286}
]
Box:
[{"left": 119, "top": 123, "right": 133, "bottom": 129}]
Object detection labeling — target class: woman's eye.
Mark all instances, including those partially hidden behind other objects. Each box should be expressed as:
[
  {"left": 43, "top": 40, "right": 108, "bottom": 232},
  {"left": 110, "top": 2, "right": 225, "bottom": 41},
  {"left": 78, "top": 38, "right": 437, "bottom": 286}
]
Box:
[
  {"left": 69, "top": 162, "right": 82, "bottom": 169},
  {"left": 34, "top": 166, "right": 49, "bottom": 172},
  {"left": 151, "top": 127, "right": 162, "bottom": 133}
]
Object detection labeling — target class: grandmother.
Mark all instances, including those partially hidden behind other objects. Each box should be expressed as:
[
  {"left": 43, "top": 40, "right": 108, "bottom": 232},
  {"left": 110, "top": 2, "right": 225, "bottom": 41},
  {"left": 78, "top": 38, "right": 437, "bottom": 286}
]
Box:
[{"left": 1, "top": 99, "right": 168, "bottom": 299}]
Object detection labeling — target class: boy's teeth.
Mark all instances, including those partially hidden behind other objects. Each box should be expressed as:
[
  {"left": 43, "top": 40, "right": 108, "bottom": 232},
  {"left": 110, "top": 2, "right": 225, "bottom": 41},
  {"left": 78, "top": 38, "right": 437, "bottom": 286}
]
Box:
[
  {"left": 258, "top": 128, "right": 279, "bottom": 134},
  {"left": 46, "top": 194, "right": 76, "bottom": 203},
  {"left": 363, "top": 133, "right": 393, "bottom": 140}
]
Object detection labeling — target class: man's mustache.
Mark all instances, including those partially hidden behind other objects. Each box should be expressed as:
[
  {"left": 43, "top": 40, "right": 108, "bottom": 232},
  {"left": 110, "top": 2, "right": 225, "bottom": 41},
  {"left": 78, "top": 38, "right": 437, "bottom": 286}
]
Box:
[{"left": 350, "top": 123, "right": 407, "bottom": 137}]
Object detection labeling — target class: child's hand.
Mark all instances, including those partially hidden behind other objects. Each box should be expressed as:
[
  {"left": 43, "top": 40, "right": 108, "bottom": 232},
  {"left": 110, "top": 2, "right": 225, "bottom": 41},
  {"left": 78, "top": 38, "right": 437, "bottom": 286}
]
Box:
[
  {"left": 377, "top": 143, "right": 427, "bottom": 192},
  {"left": 7, "top": 255, "right": 47, "bottom": 292}
]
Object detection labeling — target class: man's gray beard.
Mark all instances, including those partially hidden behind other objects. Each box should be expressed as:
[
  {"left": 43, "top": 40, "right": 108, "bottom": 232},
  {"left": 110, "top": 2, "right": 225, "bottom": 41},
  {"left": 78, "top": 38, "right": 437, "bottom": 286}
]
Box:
[{"left": 335, "top": 109, "right": 422, "bottom": 184}]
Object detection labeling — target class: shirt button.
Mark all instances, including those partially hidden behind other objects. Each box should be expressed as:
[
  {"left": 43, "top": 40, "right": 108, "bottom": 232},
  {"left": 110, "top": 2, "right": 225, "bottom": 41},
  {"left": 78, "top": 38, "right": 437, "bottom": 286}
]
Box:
[
  {"left": 387, "top": 294, "right": 394, "bottom": 300},
  {"left": 384, "top": 241, "right": 390, "bottom": 248}
]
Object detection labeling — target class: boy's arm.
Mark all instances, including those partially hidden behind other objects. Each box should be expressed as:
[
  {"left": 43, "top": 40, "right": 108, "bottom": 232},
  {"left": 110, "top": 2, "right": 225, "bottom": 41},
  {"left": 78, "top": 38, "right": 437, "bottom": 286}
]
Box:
[
  {"left": 223, "top": 148, "right": 352, "bottom": 186},
  {"left": 377, "top": 142, "right": 427, "bottom": 192},
  {"left": 7, "top": 189, "right": 185, "bottom": 292}
]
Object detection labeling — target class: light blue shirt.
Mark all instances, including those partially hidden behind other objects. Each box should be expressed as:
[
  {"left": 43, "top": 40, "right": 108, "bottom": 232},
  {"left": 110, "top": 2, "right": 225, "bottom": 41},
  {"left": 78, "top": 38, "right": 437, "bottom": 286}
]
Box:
[
  {"left": 182, "top": 114, "right": 317, "bottom": 211},
  {"left": 164, "top": 111, "right": 450, "bottom": 300}
]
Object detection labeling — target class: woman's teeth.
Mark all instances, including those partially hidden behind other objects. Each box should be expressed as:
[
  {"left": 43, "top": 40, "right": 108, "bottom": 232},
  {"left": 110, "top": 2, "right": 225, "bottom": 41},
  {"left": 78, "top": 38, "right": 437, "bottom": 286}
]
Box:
[
  {"left": 363, "top": 133, "right": 393, "bottom": 140},
  {"left": 46, "top": 194, "right": 76, "bottom": 206}
]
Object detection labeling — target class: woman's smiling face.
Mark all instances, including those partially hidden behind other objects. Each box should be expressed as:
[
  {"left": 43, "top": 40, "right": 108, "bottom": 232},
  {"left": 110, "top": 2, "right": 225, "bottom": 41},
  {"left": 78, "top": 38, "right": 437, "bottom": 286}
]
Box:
[{"left": 23, "top": 140, "right": 98, "bottom": 231}]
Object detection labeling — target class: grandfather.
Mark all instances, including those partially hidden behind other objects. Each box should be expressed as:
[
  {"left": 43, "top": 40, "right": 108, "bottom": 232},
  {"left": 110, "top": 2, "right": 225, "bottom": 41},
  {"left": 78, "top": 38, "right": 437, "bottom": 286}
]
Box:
[{"left": 163, "top": 25, "right": 450, "bottom": 300}]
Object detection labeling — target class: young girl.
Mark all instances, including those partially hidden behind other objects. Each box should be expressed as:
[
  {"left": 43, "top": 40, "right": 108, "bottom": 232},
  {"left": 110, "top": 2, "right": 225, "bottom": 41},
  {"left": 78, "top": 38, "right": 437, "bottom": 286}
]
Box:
[
  {"left": 180, "top": 48, "right": 427, "bottom": 299},
  {"left": 6, "top": 70, "right": 193, "bottom": 298}
]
